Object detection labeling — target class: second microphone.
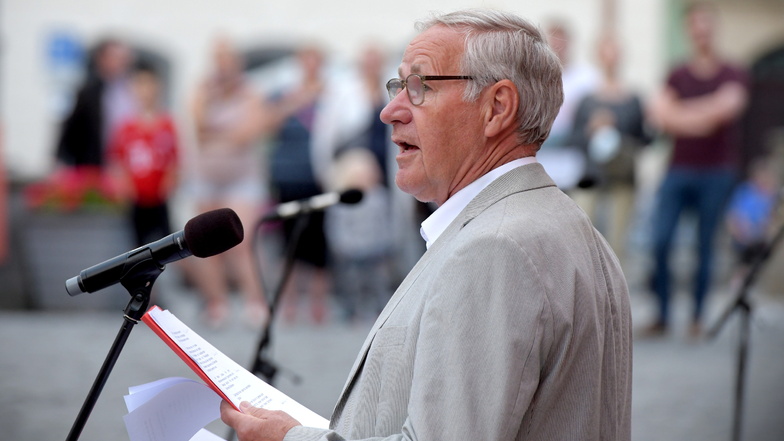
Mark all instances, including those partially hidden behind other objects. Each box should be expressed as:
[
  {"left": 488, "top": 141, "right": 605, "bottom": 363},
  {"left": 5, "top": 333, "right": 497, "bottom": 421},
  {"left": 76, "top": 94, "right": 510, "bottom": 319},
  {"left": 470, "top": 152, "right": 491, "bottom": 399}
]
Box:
[{"left": 261, "top": 189, "right": 363, "bottom": 223}]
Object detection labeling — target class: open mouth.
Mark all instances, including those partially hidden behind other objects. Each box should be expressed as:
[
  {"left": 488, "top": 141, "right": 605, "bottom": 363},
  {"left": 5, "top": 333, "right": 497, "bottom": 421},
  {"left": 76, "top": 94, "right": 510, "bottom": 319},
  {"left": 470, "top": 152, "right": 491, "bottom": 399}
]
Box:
[{"left": 397, "top": 141, "right": 419, "bottom": 152}]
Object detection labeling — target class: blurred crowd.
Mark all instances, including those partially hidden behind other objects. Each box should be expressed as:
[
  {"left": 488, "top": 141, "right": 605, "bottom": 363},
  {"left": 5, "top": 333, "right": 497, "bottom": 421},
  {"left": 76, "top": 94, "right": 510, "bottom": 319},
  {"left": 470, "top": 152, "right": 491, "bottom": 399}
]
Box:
[
  {"left": 19, "top": 2, "right": 782, "bottom": 336},
  {"left": 543, "top": 3, "right": 781, "bottom": 339},
  {"left": 45, "top": 33, "right": 402, "bottom": 329}
]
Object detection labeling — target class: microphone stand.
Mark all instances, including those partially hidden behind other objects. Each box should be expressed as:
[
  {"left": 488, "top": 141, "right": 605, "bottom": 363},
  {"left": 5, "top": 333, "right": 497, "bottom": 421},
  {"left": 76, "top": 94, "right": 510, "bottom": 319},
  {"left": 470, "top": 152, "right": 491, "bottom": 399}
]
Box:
[
  {"left": 707, "top": 191, "right": 784, "bottom": 441},
  {"left": 65, "top": 258, "right": 164, "bottom": 441},
  {"left": 248, "top": 213, "right": 309, "bottom": 384},
  {"left": 225, "top": 214, "right": 308, "bottom": 441}
]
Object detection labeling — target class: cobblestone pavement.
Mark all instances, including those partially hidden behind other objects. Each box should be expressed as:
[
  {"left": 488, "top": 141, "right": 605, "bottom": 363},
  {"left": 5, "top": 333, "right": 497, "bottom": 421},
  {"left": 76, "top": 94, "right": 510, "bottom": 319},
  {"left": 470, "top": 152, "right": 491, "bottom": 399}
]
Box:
[{"left": 2, "top": 259, "right": 784, "bottom": 441}]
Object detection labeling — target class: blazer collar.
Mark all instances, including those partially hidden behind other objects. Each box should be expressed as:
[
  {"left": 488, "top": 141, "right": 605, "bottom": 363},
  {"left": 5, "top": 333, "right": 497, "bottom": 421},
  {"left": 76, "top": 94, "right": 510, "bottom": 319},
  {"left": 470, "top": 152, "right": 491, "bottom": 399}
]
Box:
[{"left": 454, "top": 162, "right": 555, "bottom": 229}]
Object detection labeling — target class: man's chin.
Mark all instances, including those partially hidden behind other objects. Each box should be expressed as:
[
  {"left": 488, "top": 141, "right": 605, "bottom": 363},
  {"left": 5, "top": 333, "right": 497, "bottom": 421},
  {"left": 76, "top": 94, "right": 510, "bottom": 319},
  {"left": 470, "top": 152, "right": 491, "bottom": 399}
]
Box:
[
  {"left": 395, "top": 175, "right": 438, "bottom": 204},
  {"left": 395, "top": 175, "right": 420, "bottom": 198}
]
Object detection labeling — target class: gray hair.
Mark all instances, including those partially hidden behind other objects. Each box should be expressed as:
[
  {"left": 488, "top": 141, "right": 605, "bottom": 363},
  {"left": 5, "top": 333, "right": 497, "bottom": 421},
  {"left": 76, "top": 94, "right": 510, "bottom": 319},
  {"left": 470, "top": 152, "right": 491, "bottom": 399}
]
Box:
[{"left": 416, "top": 9, "right": 564, "bottom": 147}]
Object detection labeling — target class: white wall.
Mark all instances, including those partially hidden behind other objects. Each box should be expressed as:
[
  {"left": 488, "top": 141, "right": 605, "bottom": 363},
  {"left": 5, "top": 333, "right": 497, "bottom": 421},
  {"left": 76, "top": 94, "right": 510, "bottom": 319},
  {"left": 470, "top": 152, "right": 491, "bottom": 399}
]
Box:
[
  {"left": 1, "top": 0, "right": 667, "bottom": 179},
  {"left": 718, "top": 1, "right": 784, "bottom": 63}
]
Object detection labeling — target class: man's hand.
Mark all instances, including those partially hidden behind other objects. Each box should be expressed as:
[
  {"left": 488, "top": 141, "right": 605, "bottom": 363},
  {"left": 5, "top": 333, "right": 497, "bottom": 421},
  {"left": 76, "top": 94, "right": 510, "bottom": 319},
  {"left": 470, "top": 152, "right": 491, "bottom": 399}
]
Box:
[{"left": 220, "top": 401, "right": 302, "bottom": 441}]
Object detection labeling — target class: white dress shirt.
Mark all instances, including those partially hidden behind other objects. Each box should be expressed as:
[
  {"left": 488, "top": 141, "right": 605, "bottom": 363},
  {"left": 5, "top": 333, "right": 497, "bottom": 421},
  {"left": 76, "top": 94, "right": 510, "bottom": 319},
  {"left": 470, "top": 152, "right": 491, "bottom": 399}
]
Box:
[{"left": 420, "top": 157, "right": 538, "bottom": 248}]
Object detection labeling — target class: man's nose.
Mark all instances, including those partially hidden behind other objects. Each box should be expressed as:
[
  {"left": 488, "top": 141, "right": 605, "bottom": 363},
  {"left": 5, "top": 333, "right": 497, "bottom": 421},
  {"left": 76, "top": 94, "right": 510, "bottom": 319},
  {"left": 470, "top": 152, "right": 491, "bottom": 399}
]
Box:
[{"left": 380, "top": 91, "right": 412, "bottom": 125}]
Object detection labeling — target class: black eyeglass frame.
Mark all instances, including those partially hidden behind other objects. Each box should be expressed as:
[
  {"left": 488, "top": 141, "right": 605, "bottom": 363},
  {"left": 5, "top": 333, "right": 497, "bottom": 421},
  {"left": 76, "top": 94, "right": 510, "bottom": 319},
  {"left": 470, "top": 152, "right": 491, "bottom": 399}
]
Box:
[{"left": 386, "top": 74, "right": 474, "bottom": 106}]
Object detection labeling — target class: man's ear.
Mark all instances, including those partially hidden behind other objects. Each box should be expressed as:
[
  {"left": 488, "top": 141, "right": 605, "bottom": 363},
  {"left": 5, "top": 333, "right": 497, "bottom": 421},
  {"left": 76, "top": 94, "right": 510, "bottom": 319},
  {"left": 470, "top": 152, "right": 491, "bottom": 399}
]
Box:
[{"left": 484, "top": 79, "right": 519, "bottom": 138}]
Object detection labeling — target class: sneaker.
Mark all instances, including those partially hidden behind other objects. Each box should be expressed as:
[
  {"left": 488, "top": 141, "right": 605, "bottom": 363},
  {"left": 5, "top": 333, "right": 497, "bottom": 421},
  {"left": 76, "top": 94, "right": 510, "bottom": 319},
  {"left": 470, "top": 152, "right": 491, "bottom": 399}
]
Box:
[{"left": 638, "top": 321, "right": 668, "bottom": 338}]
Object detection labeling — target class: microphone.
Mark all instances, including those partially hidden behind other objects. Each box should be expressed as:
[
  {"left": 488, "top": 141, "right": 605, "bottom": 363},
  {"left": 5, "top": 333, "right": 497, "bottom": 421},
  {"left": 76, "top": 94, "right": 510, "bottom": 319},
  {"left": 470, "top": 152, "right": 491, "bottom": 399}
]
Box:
[
  {"left": 261, "top": 189, "right": 363, "bottom": 222},
  {"left": 65, "top": 208, "right": 244, "bottom": 296}
]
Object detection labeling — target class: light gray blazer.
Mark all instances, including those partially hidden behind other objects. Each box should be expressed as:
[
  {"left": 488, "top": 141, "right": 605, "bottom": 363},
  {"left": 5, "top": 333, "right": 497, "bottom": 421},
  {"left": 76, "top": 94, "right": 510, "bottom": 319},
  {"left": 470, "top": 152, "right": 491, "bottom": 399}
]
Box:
[{"left": 288, "top": 163, "right": 632, "bottom": 441}]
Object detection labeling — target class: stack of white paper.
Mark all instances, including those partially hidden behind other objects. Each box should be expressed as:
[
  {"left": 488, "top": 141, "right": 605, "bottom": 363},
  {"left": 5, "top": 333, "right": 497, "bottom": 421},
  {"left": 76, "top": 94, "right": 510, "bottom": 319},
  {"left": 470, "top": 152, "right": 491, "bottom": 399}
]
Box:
[{"left": 123, "top": 377, "right": 226, "bottom": 441}]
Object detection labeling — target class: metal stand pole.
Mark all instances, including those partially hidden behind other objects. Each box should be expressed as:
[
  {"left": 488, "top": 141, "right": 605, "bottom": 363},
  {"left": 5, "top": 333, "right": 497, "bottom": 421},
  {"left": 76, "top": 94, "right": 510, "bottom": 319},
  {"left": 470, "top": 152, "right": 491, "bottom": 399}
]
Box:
[
  {"left": 65, "top": 259, "right": 163, "bottom": 441},
  {"left": 708, "top": 189, "right": 784, "bottom": 441}
]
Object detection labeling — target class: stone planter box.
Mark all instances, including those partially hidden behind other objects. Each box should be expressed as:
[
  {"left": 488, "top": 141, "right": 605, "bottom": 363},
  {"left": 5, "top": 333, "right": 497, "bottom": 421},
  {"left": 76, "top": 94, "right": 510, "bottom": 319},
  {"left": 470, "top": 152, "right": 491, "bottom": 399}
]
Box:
[{"left": 20, "top": 210, "right": 134, "bottom": 310}]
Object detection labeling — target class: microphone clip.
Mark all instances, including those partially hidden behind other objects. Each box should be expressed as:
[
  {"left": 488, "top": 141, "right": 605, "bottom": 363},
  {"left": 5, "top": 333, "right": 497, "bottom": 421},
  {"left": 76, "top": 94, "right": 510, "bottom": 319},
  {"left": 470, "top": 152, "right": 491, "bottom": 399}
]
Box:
[{"left": 118, "top": 250, "right": 165, "bottom": 300}]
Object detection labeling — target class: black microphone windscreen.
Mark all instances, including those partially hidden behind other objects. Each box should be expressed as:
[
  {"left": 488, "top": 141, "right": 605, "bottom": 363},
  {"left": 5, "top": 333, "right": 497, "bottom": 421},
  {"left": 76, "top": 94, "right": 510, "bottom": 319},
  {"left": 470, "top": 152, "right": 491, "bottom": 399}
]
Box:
[
  {"left": 183, "top": 208, "right": 244, "bottom": 258},
  {"left": 340, "top": 189, "right": 364, "bottom": 205}
]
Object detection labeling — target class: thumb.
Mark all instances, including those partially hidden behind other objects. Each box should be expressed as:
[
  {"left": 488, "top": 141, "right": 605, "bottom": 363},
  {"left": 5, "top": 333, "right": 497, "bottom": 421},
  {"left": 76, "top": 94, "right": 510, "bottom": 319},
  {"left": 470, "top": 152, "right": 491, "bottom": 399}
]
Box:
[
  {"left": 239, "top": 401, "right": 264, "bottom": 416},
  {"left": 220, "top": 400, "right": 259, "bottom": 426}
]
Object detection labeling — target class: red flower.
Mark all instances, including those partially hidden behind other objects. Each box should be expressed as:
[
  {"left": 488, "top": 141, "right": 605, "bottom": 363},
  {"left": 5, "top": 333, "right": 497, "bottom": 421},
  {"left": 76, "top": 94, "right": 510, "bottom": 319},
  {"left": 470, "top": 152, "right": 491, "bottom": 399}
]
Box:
[{"left": 24, "top": 166, "right": 124, "bottom": 212}]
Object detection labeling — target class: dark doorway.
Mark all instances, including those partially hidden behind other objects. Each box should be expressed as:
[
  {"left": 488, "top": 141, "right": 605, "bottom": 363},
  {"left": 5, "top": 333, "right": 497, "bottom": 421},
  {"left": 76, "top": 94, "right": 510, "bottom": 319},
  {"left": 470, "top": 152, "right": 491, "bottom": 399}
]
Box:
[{"left": 742, "top": 45, "right": 784, "bottom": 174}]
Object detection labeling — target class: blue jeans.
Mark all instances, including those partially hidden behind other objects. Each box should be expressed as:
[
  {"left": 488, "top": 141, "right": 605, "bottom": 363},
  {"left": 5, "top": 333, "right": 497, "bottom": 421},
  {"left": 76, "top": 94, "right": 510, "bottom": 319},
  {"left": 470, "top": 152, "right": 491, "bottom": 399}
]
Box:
[{"left": 651, "top": 167, "right": 736, "bottom": 325}]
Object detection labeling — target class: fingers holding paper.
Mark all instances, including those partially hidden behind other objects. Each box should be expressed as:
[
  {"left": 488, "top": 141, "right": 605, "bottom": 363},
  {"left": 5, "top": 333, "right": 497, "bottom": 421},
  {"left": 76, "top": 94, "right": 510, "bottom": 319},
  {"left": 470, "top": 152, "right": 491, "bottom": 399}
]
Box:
[{"left": 221, "top": 400, "right": 302, "bottom": 441}]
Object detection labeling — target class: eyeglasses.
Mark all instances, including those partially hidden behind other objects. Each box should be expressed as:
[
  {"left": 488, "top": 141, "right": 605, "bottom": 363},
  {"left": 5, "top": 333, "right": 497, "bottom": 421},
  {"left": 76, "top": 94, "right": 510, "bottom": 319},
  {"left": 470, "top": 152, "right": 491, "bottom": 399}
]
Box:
[{"left": 386, "top": 74, "right": 474, "bottom": 106}]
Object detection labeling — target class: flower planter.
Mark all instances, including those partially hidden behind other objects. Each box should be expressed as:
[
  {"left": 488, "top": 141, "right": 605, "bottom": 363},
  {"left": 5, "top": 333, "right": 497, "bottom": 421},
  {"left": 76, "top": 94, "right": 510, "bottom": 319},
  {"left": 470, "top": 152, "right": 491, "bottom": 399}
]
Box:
[{"left": 21, "top": 210, "right": 133, "bottom": 310}]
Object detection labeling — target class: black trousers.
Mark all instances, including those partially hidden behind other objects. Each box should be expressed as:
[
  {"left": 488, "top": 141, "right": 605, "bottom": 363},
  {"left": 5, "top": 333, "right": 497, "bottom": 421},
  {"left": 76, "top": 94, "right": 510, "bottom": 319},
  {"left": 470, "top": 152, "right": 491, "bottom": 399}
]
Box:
[{"left": 131, "top": 203, "right": 172, "bottom": 247}]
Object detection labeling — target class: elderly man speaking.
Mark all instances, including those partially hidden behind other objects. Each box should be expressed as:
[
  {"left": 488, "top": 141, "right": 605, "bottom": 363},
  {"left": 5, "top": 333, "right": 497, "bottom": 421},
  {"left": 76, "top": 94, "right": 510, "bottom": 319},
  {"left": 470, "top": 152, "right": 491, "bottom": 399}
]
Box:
[{"left": 221, "top": 9, "right": 632, "bottom": 441}]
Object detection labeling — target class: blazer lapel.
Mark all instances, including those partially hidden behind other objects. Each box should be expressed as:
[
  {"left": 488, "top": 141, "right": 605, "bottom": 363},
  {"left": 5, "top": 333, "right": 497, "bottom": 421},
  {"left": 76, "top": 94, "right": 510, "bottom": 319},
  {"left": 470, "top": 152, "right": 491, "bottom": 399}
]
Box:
[{"left": 333, "top": 237, "right": 438, "bottom": 410}]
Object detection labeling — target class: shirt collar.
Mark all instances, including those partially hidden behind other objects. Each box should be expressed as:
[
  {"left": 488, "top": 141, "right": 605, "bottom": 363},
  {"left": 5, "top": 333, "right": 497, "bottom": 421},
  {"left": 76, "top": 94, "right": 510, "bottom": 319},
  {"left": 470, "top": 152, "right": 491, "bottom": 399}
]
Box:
[{"left": 419, "top": 157, "right": 537, "bottom": 249}]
